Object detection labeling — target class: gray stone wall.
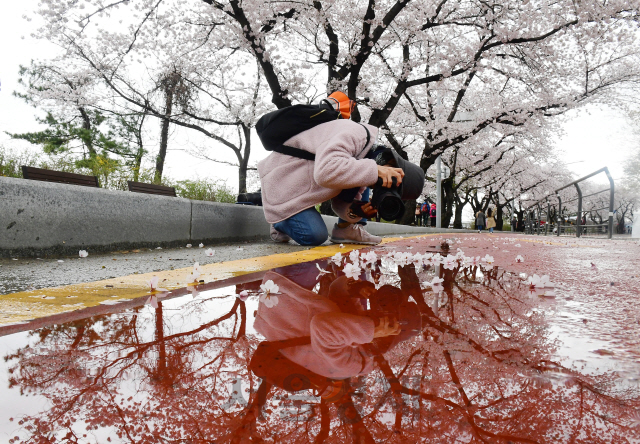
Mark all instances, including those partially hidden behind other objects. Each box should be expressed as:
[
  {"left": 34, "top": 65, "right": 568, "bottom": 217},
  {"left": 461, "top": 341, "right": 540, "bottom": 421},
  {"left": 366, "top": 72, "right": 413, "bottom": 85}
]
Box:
[{"left": 1, "top": 176, "right": 467, "bottom": 257}]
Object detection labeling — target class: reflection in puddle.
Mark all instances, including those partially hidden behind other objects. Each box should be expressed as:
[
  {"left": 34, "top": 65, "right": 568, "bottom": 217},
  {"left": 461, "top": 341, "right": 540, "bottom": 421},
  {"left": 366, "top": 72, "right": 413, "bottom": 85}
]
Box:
[{"left": 2, "top": 247, "right": 640, "bottom": 443}]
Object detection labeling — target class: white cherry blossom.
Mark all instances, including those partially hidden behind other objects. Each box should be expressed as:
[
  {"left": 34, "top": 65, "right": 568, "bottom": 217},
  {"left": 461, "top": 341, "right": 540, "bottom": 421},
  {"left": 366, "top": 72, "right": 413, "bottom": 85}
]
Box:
[
  {"left": 237, "top": 290, "right": 249, "bottom": 301},
  {"left": 259, "top": 280, "right": 280, "bottom": 308},
  {"left": 361, "top": 251, "right": 378, "bottom": 266},
  {"left": 148, "top": 276, "right": 168, "bottom": 293},
  {"left": 343, "top": 263, "right": 362, "bottom": 280},
  {"left": 187, "top": 262, "right": 201, "bottom": 284},
  {"left": 331, "top": 252, "right": 343, "bottom": 266},
  {"left": 260, "top": 280, "right": 280, "bottom": 296},
  {"left": 526, "top": 274, "right": 555, "bottom": 288}
]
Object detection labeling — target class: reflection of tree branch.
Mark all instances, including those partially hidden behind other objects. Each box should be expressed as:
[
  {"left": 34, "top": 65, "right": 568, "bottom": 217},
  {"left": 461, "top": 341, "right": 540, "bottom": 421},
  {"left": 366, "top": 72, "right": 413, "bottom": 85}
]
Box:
[
  {"left": 313, "top": 399, "right": 331, "bottom": 444},
  {"left": 228, "top": 380, "right": 271, "bottom": 444}
]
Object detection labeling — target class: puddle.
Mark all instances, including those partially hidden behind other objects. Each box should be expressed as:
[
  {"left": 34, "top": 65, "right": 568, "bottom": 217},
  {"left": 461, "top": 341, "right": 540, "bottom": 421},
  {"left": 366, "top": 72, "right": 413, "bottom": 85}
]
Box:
[{"left": 1, "top": 242, "right": 639, "bottom": 443}]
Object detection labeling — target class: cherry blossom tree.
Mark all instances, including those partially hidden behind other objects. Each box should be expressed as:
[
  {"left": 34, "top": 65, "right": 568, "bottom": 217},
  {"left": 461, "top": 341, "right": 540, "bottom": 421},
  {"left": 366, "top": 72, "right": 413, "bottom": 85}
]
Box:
[
  {"left": 24, "top": 0, "right": 640, "bottom": 199},
  {"left": 197, "top": 0, "right": 640, "bottom": 166},
  {"left": 21, "top": 0, "right": 272, "bottom": 191}
]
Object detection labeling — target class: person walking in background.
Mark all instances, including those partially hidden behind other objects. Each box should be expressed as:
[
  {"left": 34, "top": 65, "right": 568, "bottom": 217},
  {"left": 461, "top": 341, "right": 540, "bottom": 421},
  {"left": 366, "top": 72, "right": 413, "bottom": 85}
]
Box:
[
  {"left": 430, "top": 203, "right": 437, "bottom": 227},
  {"left": 475, "top": 209, "right": 486, "bottom": 233},
  {"left": 486, "top": 207, "right": 496, "bottom": 233},
  {"left": 421, "top": 201, "right": 429, "bottom": 227},
  {"left": 511, "top": 216, "right": 517, "bottom": 232},
  {"left": 415, "top": 204, "right": 422, "bottom": 226}
]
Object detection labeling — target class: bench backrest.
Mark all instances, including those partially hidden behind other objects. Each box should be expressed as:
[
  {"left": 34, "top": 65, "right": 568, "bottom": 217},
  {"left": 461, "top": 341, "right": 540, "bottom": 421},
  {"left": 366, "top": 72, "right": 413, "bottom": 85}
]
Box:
[
  {"left": 127, "top": 181, "right": 177, "bottom": 197},
  {"left": 21, "top": 166, "right": 100, "bottom": 187}
]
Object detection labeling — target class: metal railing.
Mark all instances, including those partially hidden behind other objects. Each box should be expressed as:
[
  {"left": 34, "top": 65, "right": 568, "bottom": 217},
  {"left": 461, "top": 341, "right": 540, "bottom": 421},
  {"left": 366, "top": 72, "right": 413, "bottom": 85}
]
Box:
[{"left": 523, "top": 167, "right": 614, "bottom": 239}]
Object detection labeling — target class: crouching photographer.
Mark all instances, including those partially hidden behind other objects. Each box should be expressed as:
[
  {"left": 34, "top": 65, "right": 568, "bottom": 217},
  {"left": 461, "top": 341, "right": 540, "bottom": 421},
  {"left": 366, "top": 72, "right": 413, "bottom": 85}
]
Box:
[{"left": 257, "top": 91, "right": 425, "bottom": 246}]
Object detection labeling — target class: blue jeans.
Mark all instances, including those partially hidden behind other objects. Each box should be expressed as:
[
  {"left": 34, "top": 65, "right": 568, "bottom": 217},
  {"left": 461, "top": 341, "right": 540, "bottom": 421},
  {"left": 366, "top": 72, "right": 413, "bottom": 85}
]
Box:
[
  {"left": 274, "top": 207, "right": 328, "bottom": 246},
  {"left": 274, "top": 187, "right": 370, "bottom": 246}
]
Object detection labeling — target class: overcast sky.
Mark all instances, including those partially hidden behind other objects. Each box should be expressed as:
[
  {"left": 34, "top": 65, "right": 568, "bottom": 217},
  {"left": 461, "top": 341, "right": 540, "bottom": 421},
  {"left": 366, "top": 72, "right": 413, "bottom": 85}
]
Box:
[{"left": 1, "top": 0, "right": 636, "bottom": 194}]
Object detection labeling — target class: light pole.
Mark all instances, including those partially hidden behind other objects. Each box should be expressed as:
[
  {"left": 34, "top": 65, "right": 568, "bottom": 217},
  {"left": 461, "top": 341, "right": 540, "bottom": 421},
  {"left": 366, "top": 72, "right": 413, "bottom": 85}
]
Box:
[
  {"left": 435, "top": 156, "right": 450, "bottom": 229},
  {"left": 436, "top": 156, "right": 442, "bottom": 229}
]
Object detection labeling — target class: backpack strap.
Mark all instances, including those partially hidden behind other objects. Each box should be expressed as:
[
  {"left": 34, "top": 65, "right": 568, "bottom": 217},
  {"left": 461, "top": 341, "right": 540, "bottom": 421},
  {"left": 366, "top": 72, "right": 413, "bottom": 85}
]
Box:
[
  {"left": 358, "top": 123, "right": 371, "bottom": 153},
  {"left": 272, "top": 144, "right": 316, "bottom": 161},
  {"left": 274, "top": 123, "right": 371, "bottom": 162}
]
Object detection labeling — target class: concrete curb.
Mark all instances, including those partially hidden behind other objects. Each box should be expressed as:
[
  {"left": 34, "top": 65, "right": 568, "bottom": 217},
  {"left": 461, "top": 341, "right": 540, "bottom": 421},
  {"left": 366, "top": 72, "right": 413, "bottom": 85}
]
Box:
[{"left": 1, "top": 176, "right": 472, "bottom": 257}]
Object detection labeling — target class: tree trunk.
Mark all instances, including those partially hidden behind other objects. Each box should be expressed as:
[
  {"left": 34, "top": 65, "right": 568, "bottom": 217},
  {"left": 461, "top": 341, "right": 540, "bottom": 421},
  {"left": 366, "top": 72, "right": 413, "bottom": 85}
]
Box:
[
  {"left": 155, "top": 302, "right": 166, "bottom": 379},
  {"left": 133, "top": 153, "right": 142, "bottom": 182},
  {"left": 238, "top": 167, "right": 247, "bottom": 194},
  {"left": 155, "top": 89, "right": 174, "bottom": 184},
  {"left": 617, "top": 214, "right": 626, "bottom": 234},
  {"left": 442, "top": 179, "right": 455, "bottom": 228},
  {"left": 453, "top": 200, "right": 465, "bottom": 229},
  {"left": 397, "top": 199, "right": 416, "bottom": 225},
  {"left": 495, "top": 204, "right": 504, "bottom": 231},
  {"left": 238, "top": 124, "right": 251, "bottom": 194},
  {"left": 78, "top": 107, "right": 97, "bottom": 158},
  {"left": 516, "top": 209, "right": 525, "bottom": 232},
  {"left": 133, "top": 114, "right": 146, "bottom": 182}
]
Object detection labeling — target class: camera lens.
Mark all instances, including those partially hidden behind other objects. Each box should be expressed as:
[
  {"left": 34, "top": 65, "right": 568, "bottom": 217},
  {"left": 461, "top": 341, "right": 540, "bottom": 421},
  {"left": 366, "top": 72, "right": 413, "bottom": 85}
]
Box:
[{"left": 377, "top": 194, "right": 405, "bottom": 220}]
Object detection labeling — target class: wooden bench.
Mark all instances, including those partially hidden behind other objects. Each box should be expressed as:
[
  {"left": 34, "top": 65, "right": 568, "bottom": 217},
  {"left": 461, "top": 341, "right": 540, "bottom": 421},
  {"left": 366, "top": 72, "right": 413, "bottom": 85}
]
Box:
[
  {"left": 127, "top": 181, "right": 177, "bottom": 197},
  {"left": 21, "top": 166, "right": 100, "bottom": 187}
]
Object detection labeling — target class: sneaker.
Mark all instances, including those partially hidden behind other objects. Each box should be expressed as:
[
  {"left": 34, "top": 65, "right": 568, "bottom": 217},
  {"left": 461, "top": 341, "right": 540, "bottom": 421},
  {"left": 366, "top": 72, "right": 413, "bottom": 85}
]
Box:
[
  {"left": 330, "top": 224, "right": 381, "bottom": 245},
  {"left": 270, "top": 225, "right": 291, "bottom": 243}
]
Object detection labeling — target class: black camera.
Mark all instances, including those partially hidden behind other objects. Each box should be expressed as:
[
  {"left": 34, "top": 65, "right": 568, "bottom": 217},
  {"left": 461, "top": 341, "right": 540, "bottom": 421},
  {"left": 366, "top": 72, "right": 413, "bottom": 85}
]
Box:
[
  {"left": 370, "top": 147, "right": 425, "bottom": 221},
  {"left": 237, "top": 190, "right": 263, "bottom": 206},
  {"left": 371, "top": 149, "right": 405, "bottom": 220},
  {"left": 371, "top": 177, "right": 404, "bottom": 220}
]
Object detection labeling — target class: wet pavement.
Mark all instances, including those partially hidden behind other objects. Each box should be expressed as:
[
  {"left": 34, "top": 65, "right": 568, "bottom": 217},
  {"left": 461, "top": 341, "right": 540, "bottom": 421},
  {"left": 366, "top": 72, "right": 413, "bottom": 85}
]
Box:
[{"left": 1, "top": 233, "right": 640, "bottom": 443}]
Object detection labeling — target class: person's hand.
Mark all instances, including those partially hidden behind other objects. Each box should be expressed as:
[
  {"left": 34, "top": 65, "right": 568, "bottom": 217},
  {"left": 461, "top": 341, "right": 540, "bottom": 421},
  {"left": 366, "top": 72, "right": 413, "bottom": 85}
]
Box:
[
  {"left": 349, "top": 200, "right": 377, "bottom": 218},
  {"left": 373, "top": 316, "right": 401, "bottom": 338},
  {"left": 377, "top": 165, "right": 404, "bottom": 188},
  {"left": 360, "top": 202, "right": 377, "bottom": 218}
]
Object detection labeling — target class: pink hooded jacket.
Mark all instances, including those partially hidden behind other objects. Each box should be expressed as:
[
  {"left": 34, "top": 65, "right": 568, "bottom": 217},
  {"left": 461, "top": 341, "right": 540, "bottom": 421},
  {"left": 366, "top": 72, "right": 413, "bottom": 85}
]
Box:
[
  {"left": 257, "top": 119, "right": 379, "bottom": 224},
  {"left": 253, "top": 271, "right": 376, "bottom": 379}
]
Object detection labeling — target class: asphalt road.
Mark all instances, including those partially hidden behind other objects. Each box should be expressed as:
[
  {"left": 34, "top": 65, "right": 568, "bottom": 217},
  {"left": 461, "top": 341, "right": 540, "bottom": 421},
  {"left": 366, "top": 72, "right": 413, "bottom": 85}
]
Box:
[{"left": 0, "top": 240, "right": 313, "bottom": 295}]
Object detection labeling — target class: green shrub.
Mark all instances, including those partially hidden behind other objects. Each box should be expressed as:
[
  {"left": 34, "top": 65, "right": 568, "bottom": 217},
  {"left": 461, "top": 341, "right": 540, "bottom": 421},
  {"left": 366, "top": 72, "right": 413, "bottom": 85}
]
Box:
[
  {"left": 173, "top": 178, "right": 236, "bottom": 203},
  {"left": 0, "top": 146, "right": 237, "bottom": 201},
  {"left": 0, "top": 146, "right": 40, "bottom": 178}
]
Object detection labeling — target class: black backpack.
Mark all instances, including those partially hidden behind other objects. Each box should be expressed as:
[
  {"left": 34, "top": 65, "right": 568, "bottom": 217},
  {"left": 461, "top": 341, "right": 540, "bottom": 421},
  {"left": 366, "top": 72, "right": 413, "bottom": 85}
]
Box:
[{"left": 256, "top": 101, "right": 369, "bottom": 161}]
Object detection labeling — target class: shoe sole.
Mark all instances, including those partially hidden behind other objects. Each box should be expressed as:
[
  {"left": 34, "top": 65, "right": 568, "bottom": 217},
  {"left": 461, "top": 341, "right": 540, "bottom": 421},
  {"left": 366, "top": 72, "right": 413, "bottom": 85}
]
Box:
[{"left": 329, "top": 237, "right": 380, "bottom": 245}]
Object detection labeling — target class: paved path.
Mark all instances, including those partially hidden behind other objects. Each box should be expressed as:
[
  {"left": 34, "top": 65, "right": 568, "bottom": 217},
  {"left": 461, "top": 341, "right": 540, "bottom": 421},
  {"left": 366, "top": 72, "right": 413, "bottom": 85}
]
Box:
[
  {"left": 1, "top": 232, "right": 639, "bottom": 443},
  {"left": 1, "top": 232, "right": 639, "bottom": 344}
]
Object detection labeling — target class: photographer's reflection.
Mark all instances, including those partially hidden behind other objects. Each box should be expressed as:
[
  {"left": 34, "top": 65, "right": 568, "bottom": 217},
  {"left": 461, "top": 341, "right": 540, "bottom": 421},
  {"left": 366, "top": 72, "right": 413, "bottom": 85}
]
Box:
[{"left": 251, "top": 263, "right": 421, "bottom": 399}]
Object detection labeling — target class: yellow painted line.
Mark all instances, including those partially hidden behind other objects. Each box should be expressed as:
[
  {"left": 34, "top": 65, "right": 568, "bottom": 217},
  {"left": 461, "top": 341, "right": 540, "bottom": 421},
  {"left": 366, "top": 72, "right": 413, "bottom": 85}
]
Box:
[{"left": 0, "top": 235, "right": 442, "bottom": 326}]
